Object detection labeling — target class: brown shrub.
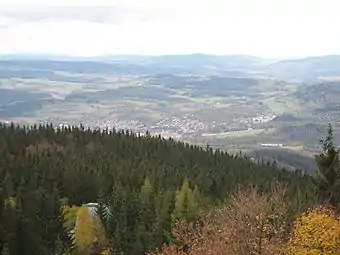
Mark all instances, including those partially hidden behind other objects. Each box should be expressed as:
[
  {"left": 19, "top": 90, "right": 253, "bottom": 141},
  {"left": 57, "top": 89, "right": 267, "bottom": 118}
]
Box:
[
  {"left": 25, "top": 138, "right": 64, "bottom": 154},
  {"left": 149, "top": 185, "right": 289, "bottom": 255}
]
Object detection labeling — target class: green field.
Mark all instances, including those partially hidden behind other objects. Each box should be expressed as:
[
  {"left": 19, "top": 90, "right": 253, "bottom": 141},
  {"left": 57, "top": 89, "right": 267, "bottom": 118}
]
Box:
[{"left": 1, "top": 57, "right": 340, "bottom": 172}]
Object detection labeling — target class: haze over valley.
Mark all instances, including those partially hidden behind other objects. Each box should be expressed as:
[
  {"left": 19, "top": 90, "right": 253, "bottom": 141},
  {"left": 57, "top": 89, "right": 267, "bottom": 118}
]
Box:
[{"left": 1, "top": 54, "right": 340, "bottom": 171}]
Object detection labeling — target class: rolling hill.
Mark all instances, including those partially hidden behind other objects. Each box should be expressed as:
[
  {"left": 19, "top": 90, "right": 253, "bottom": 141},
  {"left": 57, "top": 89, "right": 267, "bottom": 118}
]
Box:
[{"left": 1, "top": 54, "right": 340, "bottom": 171}]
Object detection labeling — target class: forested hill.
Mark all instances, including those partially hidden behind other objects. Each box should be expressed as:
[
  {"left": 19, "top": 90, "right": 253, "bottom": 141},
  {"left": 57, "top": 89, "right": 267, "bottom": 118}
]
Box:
[{"left": 0, "top": 123, "right": 315, "bottom": 254}]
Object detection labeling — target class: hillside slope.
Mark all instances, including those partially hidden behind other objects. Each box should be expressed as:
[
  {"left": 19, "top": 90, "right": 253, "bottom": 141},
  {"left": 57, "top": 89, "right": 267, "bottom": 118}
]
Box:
[
  {"left": 247, "top": 148, "right": 316, "bottom": 173},
  {"left": 0, "top": 123, "right": 314, "bottom": 254},
  {"left": 268, "top": 55, "right": 340, "bottom": 82}
]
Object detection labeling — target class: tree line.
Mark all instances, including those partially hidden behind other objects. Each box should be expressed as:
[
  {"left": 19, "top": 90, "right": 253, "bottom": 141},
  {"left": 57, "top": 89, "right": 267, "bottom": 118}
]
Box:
[{"left": 0, "top": 122, "right": 338, "bottom": 254}]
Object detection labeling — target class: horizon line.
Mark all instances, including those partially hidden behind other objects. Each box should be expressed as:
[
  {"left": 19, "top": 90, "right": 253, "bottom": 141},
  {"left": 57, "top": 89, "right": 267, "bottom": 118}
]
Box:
[{"left": 1, "top": 52, "right": 340, "bottom": 61}]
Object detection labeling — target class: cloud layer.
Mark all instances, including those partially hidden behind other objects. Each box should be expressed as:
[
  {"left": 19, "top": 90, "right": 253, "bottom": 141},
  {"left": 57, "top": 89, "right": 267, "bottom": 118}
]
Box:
[
  {"left": 0, "top": 6, "right": 182, "bottom": 24},
  {"left": 1, "top": 0, "right": 340, "bottom": 58}
]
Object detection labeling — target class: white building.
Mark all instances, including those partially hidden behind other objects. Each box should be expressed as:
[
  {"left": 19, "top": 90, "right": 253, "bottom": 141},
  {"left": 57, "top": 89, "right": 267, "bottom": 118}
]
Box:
[{"left": 261, "top": 143, "right": 284, "bottom": 148}]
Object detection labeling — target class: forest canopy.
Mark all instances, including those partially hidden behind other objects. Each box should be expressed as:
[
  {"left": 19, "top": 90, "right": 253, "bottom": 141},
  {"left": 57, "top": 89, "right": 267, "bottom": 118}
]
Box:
[{"left": 0, "top": 122, "right": 337, "bottom": 254}]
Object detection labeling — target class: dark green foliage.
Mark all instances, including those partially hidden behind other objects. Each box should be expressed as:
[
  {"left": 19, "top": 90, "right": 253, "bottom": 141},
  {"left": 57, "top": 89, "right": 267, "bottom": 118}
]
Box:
[
  {"left": 314, "top": 124, "right": 340, "bottom": 208},
  {"left": 248, "top": 148, "right": 317, "bottom": 173},
  {"left": 0, "top": 169, "right": 5, "bottom": 254},
  {"left": 0, "top": 122, "right": 315, "bottom": 254},
  {"left": 57, "top": 207, "right": 75, "bottom": 254},
  {"left": 95, "top": 202, "right": 109, "bottom": 232},
  {"left": 136, "top": 178, "right": 157, "bottom": 253}
]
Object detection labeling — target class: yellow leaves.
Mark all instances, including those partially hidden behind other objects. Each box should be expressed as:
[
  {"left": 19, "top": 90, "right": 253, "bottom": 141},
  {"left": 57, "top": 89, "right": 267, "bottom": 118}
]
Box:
[
  {"left": 72, "top": 206, "right": 108, "bottom": 254},
  {"left": 150, "top": 185, "right": 339, "bottom": 255},
  {"left": 93, "top": 215, "right": 107, "bottom": 249},
  {"left": 4, "top": 197, "right": 16, "bottom": 207},
  {"left": 287, "top": 205, "right": 340, "bottom": 255},
  {"left": 62, "top": 205, "right": 80, "bottom": 230},
  {"left": 75, "top": 206, "right": 94, "bottom": 254},
  {"left": 100, "top": 249, "right": 111, "bottom": 255}
]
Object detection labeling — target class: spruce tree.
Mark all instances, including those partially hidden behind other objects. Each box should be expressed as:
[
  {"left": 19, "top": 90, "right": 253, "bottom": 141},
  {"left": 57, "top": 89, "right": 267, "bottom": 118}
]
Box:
[
  {"left": 95, "top": 203, "right": 109, "bottom": 232},
  {"left": 57, "top": 203, "right": 75, "bottom": 254},
  {"left": 0, "top": 164, "right": 6, "bottom": 255},
  {"left": 0, "top": 122, "right": 317, "bottom": 254},
  {"left": 0, "top": 186, "right": 4, "bottom": 255},
  {"left": 314, "top": 124, "right": 340, "bottom": 208},
  {"left": 172, "top": 179, "right": 199, "bottom": 222},
  {"left": 136, "top": 177, "right": 156, "bottom": 253}
]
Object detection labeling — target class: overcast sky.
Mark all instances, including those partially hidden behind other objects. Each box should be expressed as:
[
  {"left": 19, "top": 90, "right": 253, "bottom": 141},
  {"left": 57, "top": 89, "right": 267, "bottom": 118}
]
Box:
[{"left": 0, "top": 0, "right": 339, "bottom": 58}]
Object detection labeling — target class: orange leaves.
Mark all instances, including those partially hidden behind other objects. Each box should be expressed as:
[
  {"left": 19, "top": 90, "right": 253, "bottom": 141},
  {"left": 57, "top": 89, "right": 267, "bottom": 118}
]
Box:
[
  {"left": 215, "top": 186, "right": 289, "bottom": 255},
  {"left": 149, "top": 186, "right": 289, "bottom": 255}
]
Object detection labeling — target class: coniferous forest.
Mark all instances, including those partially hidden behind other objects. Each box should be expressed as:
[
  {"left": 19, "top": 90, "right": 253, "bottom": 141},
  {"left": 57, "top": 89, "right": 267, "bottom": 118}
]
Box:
[{"left": 0, "top": 122, "right": 339, "bottom": 255}]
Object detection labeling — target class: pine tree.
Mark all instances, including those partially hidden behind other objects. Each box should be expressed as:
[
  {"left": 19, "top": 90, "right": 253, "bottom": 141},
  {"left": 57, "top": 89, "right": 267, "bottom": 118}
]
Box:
[
  {"left": 0, "top": 164, "right": 6, "bottom": 255},
  {"left": 57, "top": 205, "right": 75, "bottom": 254},
  {"left": 314, "top": 124, "right": 340, "bottom": 208},
  {"left": 193, "top": 185, "right": 201, "bottom": 208},
  {"left": 106, "top": 184, "right": 140, "bottom": 254},
  {"left": 0, "top": 187, "right": 5, "bottom": 255},
  {"left": 154, "top": 190, "right": 175, "bottom": 247},
  {"left": 0, "top": 122, "right": 317, "bottom": 254},
  {"left": 136, "top": 178, "right": 157, "bottom": 253},
  {"left": 172, "top": 179, "right": 199, "bottom": 222},
  {"left": 95, "top": 202, "right": 109, "bottom": 232},
  {"left": 36, "top": 185, "right": 74, "bottom": 255}
]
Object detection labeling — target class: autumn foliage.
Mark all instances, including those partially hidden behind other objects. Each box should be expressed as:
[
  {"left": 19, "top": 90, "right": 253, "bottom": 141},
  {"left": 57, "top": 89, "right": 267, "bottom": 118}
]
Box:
[
  {"left": 75, "top": 207, "right": 94, "bottom": 254},
  {"left": 62, "top": 205, "right": 108, "bottom": 254},
  {"left": 149, "top": 186, "right": 290, "bottom": 255},
  {"left": 0, "top": 123, "right": 316, "bottom": 254},
  {"left": 287, "top": 205, "right": 340, "bottom": 255},
  {"left": 63, "top": 190, "right": 340, "bottom": 255},
  {"left": 2, "top": 123, "right": 340, "bottom": 254}
]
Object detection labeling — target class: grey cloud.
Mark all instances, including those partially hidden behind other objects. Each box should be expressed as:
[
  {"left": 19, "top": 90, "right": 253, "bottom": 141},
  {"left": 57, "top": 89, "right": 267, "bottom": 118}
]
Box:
[{"left": 0, "top": 6, "right": 177, "bottom": 25}]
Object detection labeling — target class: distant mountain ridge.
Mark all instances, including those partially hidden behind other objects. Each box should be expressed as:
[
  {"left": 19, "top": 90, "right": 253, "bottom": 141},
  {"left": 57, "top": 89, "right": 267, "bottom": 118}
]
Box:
[
  {"left": 268, "top": 55, "right": 340, "bottom": 83},
  {"left": 2, "top": 54, "right": 340, "bottom": 82},
  {"left": 0, "top": 53, "right": 263, "bottom": 61}
]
